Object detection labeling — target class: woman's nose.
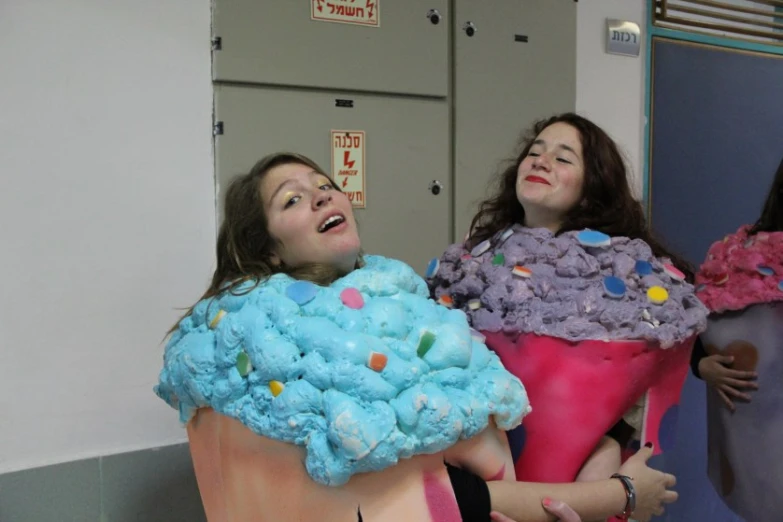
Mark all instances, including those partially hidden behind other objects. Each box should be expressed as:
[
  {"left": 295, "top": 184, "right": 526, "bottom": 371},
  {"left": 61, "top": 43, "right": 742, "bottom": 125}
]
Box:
[
  {"left": 532, "top": 154, "right": 550, "bottom": 170},
  {"left": 313, "top": 191, "right": 333, "bottom": 209}
]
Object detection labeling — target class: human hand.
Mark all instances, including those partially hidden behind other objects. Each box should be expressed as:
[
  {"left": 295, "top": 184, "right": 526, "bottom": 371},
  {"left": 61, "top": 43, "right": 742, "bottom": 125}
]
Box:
[
  {"left": 616, "top": 444, "right": 678, "bottom": 522},
  {"left": 698, "top": 354, "right": 758, "bottom": 411},
  {"left": 489, "top": 498, "right": 582, "bottom": 522}
]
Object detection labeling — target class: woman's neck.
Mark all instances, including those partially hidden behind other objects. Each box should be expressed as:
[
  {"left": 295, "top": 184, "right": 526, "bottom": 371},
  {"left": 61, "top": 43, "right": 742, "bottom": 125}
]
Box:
[{"left": 523, "top": 213, "right": 562, "bottom": 234}]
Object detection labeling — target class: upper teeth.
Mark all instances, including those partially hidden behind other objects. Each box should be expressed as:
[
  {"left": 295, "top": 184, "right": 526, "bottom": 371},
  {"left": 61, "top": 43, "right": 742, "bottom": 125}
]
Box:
[{"left": 319, "top": 215, "right": 343, "bottom": 232}]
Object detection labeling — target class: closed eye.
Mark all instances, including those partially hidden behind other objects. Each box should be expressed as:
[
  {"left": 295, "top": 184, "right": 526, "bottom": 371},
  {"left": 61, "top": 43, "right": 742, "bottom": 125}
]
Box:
[{"left": 557, "top": 158, "right": 572, "bottom": 164}]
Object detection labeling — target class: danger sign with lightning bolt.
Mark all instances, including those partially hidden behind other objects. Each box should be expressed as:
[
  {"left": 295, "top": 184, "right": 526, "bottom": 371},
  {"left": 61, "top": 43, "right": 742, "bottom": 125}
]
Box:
[{"left": 331, "top": 130, "right": 366, "bottom": 208}]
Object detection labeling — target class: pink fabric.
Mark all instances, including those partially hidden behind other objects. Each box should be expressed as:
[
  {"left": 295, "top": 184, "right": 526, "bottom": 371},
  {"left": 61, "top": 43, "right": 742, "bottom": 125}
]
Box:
[
  {"left": 423, "top": 472, "right": 462, "bottom": 522},
  {"left": 485, "top": 332, "right": 692, "bottom": 483}
]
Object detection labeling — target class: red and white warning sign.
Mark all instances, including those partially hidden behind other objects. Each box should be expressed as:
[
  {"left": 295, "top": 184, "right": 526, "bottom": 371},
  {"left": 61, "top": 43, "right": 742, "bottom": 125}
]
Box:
[
  {"left": 311, "top": 0, "right": 379, "bottom": 27},
  {"left": 331, "top": 130, "right": 366, "bottom": 208}
]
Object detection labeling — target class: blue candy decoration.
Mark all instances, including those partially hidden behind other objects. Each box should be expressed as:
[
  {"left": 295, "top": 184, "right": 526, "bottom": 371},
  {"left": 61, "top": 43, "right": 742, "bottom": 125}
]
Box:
[
  {"left": 635, "top": 260, "right": 653, "bottom": 276},
  {"left": 577, "top": 229, "right": 611, "bottom": 247},
  {"left": 285, "top": 281, "right": 319, "bottom": 306},
  {"left": 425, "top": 258, "right": 440, "bottom": 278},
  {"left": 603, "top": 276, "right": 627, "bottom": 299}
]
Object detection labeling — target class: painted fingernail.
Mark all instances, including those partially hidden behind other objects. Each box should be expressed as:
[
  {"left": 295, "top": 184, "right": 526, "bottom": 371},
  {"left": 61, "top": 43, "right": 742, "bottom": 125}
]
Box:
[
  {"left": 543, "top": 498, "right": 552, "bottom": 507},
  {"left": 645, "top": 442, "right": 654, "bottom": 448}
]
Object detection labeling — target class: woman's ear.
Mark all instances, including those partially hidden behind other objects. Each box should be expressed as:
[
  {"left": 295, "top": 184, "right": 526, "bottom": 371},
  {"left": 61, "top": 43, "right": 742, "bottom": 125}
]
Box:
[{"left": 269, "top": 252, "right": 281, "bottom": 267}]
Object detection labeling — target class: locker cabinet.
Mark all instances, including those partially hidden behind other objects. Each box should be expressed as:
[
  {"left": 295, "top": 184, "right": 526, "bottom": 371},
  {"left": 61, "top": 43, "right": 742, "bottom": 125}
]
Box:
[{"left": 212, "top": 1, "right": 450, "bottom": 97}]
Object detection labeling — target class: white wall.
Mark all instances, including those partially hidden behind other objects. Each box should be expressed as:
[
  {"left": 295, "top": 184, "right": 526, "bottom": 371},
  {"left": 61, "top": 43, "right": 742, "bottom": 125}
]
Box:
[
  {"left": 576, "top": 0, "right": 647, "bottom": 198},
  {"left": 0, "top": 1, "right": 215, "bottom": 473}
]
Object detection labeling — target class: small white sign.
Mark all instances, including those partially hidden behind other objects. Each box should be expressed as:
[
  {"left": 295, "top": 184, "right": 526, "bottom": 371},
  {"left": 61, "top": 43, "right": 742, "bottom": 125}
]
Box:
[
  {"left": 312, "top": 0, "right": 379, "bottom": 27},
  {"left": 606, "top": 19, "right": 641, "bottom": 57},
  {"left": 331, "top": 130, "right": 366, "bottom": 208}
]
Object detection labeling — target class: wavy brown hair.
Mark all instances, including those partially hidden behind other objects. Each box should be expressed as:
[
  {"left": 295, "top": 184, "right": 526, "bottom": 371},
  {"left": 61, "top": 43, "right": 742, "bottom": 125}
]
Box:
[
  {"left": 749, "top": 154, "right": 783, "bottom": 234},
  {"left": 168, "top": 152, "right": 361, "bottom": 334},
  {"left": 468, "top": 113, "right": 693, "bottom": 275}
]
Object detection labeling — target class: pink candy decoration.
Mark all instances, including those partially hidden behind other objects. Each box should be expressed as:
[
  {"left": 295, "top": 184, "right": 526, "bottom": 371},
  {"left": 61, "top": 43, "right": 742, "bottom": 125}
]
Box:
[{"left": 340, "top": 288, "right": 364, "bottom": 309}]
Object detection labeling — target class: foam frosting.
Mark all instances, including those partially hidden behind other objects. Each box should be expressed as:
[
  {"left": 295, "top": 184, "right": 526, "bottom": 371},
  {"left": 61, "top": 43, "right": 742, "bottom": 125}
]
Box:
[
  {"left": 695, "top": 225, "right": 783, "bottom": 313},
  {"left": 155, "top": 255, "right": 529, "bottom": 486},
  {"left": 427, "top": 226, "right": 708, "bottom": 347}
]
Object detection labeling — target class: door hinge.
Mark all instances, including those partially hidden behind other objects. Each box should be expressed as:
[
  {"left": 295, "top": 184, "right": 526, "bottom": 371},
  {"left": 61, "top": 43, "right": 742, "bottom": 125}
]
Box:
[
  {"left": 213, "top": 121, "right": 224, "bottom": 136},
  {"left": 211, "top": 36, "right": 222, "bottom": 51}
]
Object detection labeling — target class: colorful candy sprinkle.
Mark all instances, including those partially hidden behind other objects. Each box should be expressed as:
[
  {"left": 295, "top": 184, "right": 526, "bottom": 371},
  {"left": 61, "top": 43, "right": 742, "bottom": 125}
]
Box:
[
  {"left": 778, "top": 281, "right": 783, "bottom": 292},
  {"left": 635, "top": 260, "right": 653, "bottom": 276},
  {"left": 663, "top": 264, "right": 686, "bottom": 282},
  {"left": 492, "top": 253, "right": 505, "bottom": 266},
  {"left": 470, "top": 240, "right": 492, "bottom": 257},
  {"left": 460, "top": 254, "right": 472, "bottom": 261},
  {"left": 695, "top": 284, "right": 706, "bottom": 293},
  {"left": 286, "top": 281, "right": 319, "bottom": 306},
  {"left": 498, "top": 228, "right": 514, "bottom": 243},
  {"left": 512, "top": 266, "right": 533, "bottom": 278},
  {"left": 757, "top": 265, "right": 775, "bottom": 277},
  {"left": 647, "top": 286, "right": 669, "bottom": 305},
  {"left": 340, "top": 287, "right": 365, "bottom": 309},
  {"left": 425, "top": 258, "right": 440, "bottom": 278},
  {"left": 438, "top": 295, "right": 453, "bottom": 308},
  {"left": 236, "top": 351, "right": 253, "bottom": 377},
  {"left": 470, "top": 328, "right": 486, "bottom": 343},
  {"left": 209, "top": 309, "right": 226, "bottom": 329},
  {"left": 367, "top": 351, "right": 388, "bottom": 372},
  {"left": 468, "top": 299, "right": 482, "bottom": 310},
  {"left": 744, "top": 238, "right": 755, "bottom": 248},
  {"left": 269, "top": 380, "right": 285, "bottom": 397},
  {"left": 577, "top": 230, "right": 611, "bottom": 248},
  {"left": 417, "top": 331, "right": 437, "bottom": 358},
  {"left": 603, "top": 276, "right": 626, "bottom": 299}
]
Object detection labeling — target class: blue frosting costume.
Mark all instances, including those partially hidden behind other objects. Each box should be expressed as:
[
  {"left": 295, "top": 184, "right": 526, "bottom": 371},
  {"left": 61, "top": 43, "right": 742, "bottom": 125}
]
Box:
[{"left": 155, "top": 255, "right": 530, "bottom": 486}]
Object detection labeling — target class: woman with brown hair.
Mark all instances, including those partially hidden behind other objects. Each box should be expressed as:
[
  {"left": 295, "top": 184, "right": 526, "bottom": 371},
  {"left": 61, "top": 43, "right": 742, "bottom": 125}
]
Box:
[{"left": 428, "top": 114, "right": 704, "bottom": 517}]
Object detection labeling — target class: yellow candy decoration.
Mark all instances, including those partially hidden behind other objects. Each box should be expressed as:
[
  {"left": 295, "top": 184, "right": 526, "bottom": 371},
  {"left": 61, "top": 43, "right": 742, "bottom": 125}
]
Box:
[
  {"left": 209, "top": 309, "right": 227, "bottom": 329},
  {"left": 647, "top": 286, "right": 669, "bottom": 305},
  {"left": 269, "top": 380, "right": 285, "bottom": 397}
]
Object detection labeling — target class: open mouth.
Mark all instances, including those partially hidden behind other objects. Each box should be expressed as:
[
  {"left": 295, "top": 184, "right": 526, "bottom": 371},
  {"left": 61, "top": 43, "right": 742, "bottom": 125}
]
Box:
[{"left": 318, "top": 214, "right": 346, "bottom": 233}]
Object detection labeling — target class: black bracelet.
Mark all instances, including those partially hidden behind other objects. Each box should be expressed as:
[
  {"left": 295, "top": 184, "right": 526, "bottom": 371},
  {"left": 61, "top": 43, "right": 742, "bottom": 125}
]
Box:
[{"left": 611, "top": 473, "right": 636, "bottom": 520}]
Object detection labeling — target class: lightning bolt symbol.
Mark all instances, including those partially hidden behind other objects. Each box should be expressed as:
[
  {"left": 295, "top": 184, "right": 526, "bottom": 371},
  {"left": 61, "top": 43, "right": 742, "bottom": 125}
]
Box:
[
  {"left": 344, "top": 150, "right": 355, "bottom": 169},
  {"left": 365, "top": 0, "right": 374, "bottom": 18},
  {"left": 316, "top": 0, "right": 324, "bottom": 12},
  {"left": 342, "top": 177, "right": 348, "bottom": 188}
]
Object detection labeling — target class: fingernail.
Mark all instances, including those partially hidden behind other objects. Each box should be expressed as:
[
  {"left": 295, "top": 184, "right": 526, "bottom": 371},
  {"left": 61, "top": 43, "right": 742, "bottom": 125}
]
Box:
[
  {"left": 543, "top": 498, "right": 552, "bottom": 507},
  {"left": 645, "top": 442, "right": 653, "bottom": 448}
]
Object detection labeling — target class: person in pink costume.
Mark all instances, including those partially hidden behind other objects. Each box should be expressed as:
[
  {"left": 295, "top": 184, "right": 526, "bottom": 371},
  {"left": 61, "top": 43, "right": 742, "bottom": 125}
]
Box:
[
  {"left": 428, "top": 114, "right": 705, "bottom": 521},
  {"left": 692, "top": 155, "right": 783, "bottom": 522}
]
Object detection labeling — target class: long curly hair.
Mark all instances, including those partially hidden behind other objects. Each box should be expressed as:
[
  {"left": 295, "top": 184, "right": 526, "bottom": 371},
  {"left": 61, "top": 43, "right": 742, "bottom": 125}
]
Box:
[{"left": 467, "top": 113, "right": 692, "bottom": 275}]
